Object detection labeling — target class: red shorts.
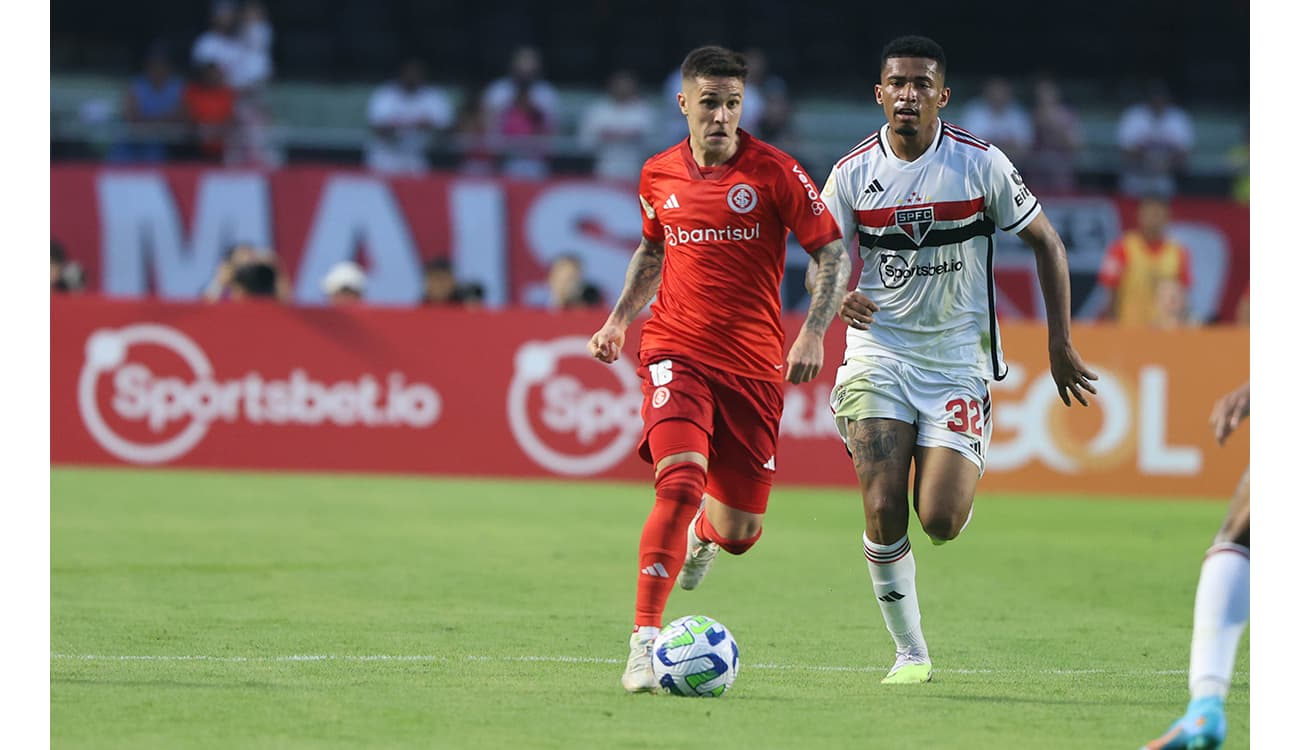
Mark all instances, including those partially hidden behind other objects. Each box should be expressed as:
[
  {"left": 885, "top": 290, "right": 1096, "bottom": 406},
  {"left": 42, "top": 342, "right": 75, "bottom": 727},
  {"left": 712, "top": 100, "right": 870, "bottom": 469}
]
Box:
[{"left": 636, "top": 349, "right": 784, "bottom": 514}]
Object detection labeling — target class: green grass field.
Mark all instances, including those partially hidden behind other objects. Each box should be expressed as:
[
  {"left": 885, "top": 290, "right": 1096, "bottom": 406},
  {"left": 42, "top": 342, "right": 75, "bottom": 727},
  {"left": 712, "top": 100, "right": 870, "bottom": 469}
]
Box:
[{"left": 51, "top": 467, "right": 1249, "bottom": 749}]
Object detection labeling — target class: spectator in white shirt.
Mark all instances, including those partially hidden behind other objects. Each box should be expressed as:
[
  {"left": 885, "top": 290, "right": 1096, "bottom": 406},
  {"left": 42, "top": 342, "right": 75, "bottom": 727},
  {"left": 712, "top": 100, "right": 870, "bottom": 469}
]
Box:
[
  {"left": 483, "top": 46, "right": 560, "bottom": 133},
  {"left": 191, "top": 1, "right": 276, "bottom": 166},
  {"left": 366, "top": 59, "right": 454, "bottom": 174},
  {"left": 578, "top": 70, "right": 656, "bottom": 183},
  {"left": 1116, "top": 80, "right": 1195, "bottom": 198},
  {"left": 191, "top": 1, "right": 271, "bottom": 93},
  {"left": 960, "top": 77, "right": 1033, "bottom": 164}
]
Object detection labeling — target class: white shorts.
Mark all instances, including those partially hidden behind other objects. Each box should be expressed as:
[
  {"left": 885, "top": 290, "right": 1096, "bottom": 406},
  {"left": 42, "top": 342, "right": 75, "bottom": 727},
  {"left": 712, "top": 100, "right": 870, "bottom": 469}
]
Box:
[{"left": 830, "top": 355, "right": 992, "bottom": 475}]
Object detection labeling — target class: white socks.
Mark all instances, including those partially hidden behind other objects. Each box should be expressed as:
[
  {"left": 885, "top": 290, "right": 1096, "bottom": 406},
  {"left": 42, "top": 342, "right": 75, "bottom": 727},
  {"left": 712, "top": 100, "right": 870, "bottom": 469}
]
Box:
[
  {"left": 1188, "top": 543, "right": 1250, "bottom": 700},
  {"left": 863, "top": 532, "right": 928, "bottom": 654}
]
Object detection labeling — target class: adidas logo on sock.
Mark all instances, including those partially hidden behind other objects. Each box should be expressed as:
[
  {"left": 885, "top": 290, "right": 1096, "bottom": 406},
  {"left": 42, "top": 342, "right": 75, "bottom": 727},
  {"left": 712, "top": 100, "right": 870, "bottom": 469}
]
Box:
[
  {"left": 863, "top": 179, "right": 885, "bottom": 194},
  {"left": 640, "top": 562, "right": 669, "bottom": 578},
  {"left": 878, "top": 590, "right": 906, "bottom": 602},
  {"left": 662, "top": 193, "right": 680, "bottom": 210}
]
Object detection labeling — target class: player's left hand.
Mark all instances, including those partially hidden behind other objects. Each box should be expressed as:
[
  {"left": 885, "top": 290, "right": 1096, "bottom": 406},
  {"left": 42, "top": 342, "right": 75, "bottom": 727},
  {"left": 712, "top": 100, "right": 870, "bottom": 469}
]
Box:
[
  {"left": 785, "top": 330, "right": 824, "bottom": 384},
  {"left": 1048, "top": 343, "right": 1099, "bottom": 407}
]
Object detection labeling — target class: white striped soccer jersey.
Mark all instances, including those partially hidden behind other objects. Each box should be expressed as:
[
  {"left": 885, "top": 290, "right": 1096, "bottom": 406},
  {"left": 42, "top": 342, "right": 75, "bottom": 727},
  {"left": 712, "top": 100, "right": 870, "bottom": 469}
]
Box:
[{"left": 821, "top": 120, "right": 1042, "bottom": 381}]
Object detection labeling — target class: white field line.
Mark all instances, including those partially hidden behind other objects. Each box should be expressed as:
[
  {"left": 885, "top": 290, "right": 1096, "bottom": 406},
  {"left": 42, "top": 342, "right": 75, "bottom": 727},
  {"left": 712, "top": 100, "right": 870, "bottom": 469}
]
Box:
[{"left": 50, "top": 653, "right": 1209, "bottom": 677}]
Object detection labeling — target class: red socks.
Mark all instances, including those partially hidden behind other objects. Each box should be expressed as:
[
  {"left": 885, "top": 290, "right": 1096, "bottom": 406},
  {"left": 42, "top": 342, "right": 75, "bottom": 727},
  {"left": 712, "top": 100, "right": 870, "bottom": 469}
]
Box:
[{"left": 634, "top": 461, "right": 706, "bottom": 628}]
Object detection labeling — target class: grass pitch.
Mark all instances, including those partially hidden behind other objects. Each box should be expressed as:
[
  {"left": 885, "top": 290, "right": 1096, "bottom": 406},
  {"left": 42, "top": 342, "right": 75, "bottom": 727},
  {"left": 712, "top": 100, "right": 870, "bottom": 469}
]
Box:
[{"left": 51, "top": 467, "right": 1249, "bottom": 748}]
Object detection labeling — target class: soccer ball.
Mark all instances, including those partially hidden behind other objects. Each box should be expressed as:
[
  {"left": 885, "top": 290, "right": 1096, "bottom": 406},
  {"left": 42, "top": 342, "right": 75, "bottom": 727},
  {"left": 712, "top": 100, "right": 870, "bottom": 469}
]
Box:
[{"left": 651, "top": 614, "right": 740, "bottom": 697}]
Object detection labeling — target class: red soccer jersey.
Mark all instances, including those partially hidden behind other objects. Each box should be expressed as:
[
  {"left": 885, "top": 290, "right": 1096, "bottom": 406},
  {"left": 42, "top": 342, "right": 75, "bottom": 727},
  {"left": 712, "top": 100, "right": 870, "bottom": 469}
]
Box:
[{"left": 637, "top": 130, "right": 841, "bottom": 382}]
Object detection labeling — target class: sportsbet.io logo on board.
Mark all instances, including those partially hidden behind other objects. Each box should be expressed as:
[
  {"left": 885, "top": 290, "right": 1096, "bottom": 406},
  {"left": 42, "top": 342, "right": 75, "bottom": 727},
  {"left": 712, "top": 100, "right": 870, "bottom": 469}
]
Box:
[{"left": 77, "top": 324, "right": 442, "bottom": 464}]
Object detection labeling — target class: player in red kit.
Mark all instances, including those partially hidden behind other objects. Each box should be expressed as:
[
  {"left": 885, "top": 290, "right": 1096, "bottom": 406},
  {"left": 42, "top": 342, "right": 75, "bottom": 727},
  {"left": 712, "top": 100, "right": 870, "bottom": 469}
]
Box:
[{"left": 587, "top": 46, "right": 851, "bottom": 693}]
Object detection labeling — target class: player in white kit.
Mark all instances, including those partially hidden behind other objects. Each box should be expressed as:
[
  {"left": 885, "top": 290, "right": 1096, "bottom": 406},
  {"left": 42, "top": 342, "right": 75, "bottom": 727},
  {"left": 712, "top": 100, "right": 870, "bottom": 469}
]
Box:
[{"left": 810, "top": 36, "right": 1099, "bottom": 683}]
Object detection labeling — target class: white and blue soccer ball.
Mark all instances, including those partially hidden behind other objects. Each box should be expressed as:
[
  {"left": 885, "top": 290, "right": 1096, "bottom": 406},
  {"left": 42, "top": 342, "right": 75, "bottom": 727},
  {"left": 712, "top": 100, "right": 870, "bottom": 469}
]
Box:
[{"left": 651, "top": 614, "right": 740, "bottom": 697}]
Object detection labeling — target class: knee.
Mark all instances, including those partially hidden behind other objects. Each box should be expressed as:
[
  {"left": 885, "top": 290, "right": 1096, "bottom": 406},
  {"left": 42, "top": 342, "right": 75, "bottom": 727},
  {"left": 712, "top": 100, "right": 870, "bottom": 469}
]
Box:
[
  {"left": 917, "top": 507, "right": 963, "bottom": 542},
  {"left": 861, "top": 490, "right": 907, "bottom": 527},
  {"left": 655, "top": 460, "right": 706, "bottom": 507},
  {"left": 711, "top": 518, "right": 763, "bottom": 554}
]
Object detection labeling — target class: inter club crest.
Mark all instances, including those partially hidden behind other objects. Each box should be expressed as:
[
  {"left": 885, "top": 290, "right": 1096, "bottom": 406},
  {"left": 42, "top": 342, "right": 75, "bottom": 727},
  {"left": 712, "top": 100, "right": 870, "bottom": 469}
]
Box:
[{"left": 895, "top": 206, "right": 935, "bottom": 247}]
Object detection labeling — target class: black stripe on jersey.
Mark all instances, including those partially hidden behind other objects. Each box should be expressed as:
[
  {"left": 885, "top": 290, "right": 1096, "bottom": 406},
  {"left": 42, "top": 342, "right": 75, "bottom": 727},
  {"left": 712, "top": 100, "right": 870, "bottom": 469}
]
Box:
[
  {"left": 857, "top": 216, "right": 995, "bottom": 251},
  {"left": 1000, "top": 199, "right": 1040, "bottom": 233},
  {"left": 943, "top": 124, "right": 991, "bottom": 147},
  {"left": 986, "top": 235, "right": 1007, "bottom": 382}
]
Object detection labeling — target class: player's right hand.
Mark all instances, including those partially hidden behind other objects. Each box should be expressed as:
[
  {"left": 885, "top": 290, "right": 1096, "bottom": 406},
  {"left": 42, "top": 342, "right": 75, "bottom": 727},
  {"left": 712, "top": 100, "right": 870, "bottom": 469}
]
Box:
[
  {"left": 588, "top": 324, "right": 626, "bottom": 364},
  {"left": 839, "top": 291, "right": 879, "bottom": 331},
  {"left": 1209, "top": 382, "right": 1250, "bottom": 445}
]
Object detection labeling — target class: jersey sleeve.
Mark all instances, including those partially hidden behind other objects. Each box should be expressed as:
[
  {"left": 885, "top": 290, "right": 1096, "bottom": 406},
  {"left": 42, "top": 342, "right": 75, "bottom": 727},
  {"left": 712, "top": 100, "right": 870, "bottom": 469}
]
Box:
[
  {"left": 638, "top": 165, "right": 664, "bottom": 243},
  {"left": 772, "top": 158, "right": 842, "bottom": 254},
  {"left": 1097, "top": 240, "right": 1127, "bottom": 288},
  {"left": 983, "top": 146, "right": 1041, "bottom": 234}
]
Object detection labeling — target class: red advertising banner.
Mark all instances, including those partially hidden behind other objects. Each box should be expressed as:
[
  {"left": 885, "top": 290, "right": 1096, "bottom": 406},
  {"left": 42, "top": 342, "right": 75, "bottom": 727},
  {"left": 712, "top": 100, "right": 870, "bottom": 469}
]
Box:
[
  {"left": 52, "top": 297, "right": 1248, "bottom": 497},
  {"left": 50, "top": 165, "right": 1250, "bottom": 322}
]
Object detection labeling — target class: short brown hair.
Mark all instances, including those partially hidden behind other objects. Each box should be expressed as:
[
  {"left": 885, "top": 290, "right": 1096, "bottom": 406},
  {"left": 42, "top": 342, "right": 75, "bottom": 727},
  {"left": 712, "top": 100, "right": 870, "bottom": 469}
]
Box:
[{"left": 680, "top": 46, "right": 747, "bottom": 82}]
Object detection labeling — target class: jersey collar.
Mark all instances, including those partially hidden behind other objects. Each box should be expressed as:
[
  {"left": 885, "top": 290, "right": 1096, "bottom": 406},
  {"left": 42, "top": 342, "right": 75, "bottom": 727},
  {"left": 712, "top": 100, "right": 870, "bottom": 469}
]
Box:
[
  {"left": 678, "top": 129, "right": 751, "bottom": 180},
  {"left": 878, "top": 119, "right": 945, "bottom": 168}
]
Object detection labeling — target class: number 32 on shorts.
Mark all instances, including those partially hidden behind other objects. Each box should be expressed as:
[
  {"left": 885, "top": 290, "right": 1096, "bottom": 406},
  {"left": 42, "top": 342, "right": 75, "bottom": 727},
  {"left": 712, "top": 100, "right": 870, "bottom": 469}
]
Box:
[{"left": 944, "top": 398, "right": 983, "bottom": 436}]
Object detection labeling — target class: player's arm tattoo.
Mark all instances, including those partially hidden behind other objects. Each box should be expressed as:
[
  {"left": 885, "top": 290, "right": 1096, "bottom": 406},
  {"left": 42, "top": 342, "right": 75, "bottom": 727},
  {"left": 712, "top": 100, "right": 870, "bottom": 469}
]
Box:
[
  {"left": 1018, "top": 213, "right": 1073, "bottom": 348},
  {"left": 607, "top": 237, "right": 665, "bottom": 328},
  {"left": 802, "top": 240, "right": 851, "bottom": 336}
]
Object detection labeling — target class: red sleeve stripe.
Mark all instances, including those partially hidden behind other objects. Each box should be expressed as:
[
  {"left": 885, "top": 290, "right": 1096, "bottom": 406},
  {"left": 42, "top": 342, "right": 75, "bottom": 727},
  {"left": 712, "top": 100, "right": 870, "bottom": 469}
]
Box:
[
  {"left": 854, "top": 196, "right": 986, "bottom": 226},
  {"left": 942, "top": 123, "right": 990, "bottom": 146},
  {"left": 944, "top": 129, "right": 989, "bottom": 151},
  {"left": 834, "top": 135, "right": 881, "bottom": 169}
]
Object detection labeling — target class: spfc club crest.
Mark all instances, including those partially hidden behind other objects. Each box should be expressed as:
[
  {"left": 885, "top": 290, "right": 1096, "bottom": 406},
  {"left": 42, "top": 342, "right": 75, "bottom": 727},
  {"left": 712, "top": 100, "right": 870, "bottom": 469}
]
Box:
[{"left": 895, "top": 206, "right": 934, "bottom": 246}]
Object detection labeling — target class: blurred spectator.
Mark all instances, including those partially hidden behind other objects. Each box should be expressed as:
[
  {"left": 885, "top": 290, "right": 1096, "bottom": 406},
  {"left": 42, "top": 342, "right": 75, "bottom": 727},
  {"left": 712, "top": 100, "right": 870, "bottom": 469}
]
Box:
[
  {"left": 483, "top": 46, "right": 560, "bottom": 125},
  {"left": 112, "top": 47, "right": 185, "bottom": 162},
  {"left": 1116, "top": 80, "right": 1194, "bottom": 198},
  {"left": 960, "top": 77, "right": 1033, "bottom": 163},
  {"left": 1235, "top": 285, "right": 1249, "bottom": 326},
  {"left": 1148, "top": 277, "right": 1190, "bottom": 329},
  {"left": 229, "top": 261, "right": 279, "bottom": 300},
  {"left": 421, "top": 258, "right": 484, "bottom": 306},
  {"left": 191, "top": 0, "right": 276, "bottom": 165},
  {"left": 545, "top": 254, "right": 602, "bottom": 310},
  {"left": 1026, "top": 77, "right": 1083, "bottom": 193},
  {"left": 51, "top": 240, "right": 84, "bottom": 293},
  {"left": 184, "top": 62, "right": 236, "bottom": 162},
  {"left": 577, "top": 70, "right": 656, "bottom": 183},
  {"left": 204, "top": 243, "right": 289, "bottom": 302},
  {"left": 366, "top": 59, "right": 454, "bottom": 174},
  {"left": 321, "top": 261, "right": 367, "bottom": 305},
  {"left": 484, "top": 46, "right": 559, "bottom": 179},
  {"left": 452, "top": 87, "right": 495, "bottom": 177},
  {"left": 192, "top": 1, "right": 269, "bottom": 91},
  {"left": 1097, "top": 194, "right": 1193, "bottom": 326}
]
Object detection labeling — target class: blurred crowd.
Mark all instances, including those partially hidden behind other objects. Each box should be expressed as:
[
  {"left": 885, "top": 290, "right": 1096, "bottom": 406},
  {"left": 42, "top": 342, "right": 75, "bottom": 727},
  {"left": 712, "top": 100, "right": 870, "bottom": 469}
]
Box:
[
  {"left": 61, "top": 2, "right": 1247, "bottom": 327},
  {"left": 96, "top": 1, "right": 1250, "bottom": 201}
]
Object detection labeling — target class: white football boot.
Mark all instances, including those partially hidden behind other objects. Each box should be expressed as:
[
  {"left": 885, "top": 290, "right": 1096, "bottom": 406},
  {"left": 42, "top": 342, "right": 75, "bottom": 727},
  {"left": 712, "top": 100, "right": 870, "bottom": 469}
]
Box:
[
  {"left": 621, "top": 627, "right": 659, "bottom": 693},
  {"left": 677, "top": 506, "right": 719, "bottom": 590}
]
